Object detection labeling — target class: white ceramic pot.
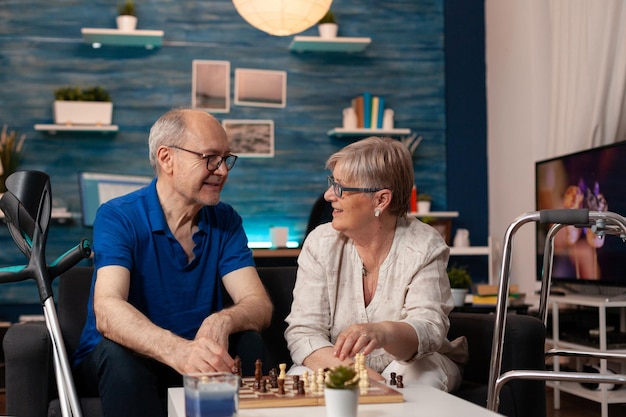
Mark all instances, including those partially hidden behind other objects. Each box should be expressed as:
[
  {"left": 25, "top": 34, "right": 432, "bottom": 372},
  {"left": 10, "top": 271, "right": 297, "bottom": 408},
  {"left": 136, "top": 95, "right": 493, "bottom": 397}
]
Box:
[
  {"left": 116, "top": 15, "right": 137, "bottom": 31},
  {"left": 318, "top": 23, "right": 338, "bottom": 38},
  {"left": 324, "top": 387, "right": 359, "bottom": 417},
  {"left": 53, "top": 101, "right": 113, "bottom": 126},
  {"left": 451, "top": 288, "right": 469, "bottom": 307},
  {"left": 417, "top": 201, "right": 431, "bottom": 213}
]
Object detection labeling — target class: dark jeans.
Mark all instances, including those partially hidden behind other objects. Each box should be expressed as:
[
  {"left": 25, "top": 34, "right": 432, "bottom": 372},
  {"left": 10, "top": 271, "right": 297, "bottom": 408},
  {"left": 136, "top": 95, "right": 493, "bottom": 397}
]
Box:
[{"left": 74, "top": 331, "right": 266, "bottom": 417}]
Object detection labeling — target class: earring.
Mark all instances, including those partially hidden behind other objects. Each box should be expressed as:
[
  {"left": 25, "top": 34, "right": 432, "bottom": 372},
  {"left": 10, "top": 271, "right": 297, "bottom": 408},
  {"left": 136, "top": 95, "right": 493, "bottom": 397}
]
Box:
[{"left": 374, "top": 208, "right": 381, "bottom": 217}]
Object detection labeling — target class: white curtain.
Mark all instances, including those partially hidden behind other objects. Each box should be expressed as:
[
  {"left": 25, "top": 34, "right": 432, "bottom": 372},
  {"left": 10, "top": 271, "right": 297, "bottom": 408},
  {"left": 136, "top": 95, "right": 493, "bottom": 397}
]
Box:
[{"left": 547, "top": 0, "right": 626, "bottom": 156}]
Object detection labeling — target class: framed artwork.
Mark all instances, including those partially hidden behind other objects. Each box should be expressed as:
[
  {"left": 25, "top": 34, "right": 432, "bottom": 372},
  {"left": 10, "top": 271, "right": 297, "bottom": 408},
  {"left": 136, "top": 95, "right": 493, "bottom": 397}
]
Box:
[
  {"left": 234, "top": 68, "right": 287, "bottom": 108},
  {"left": 222, "top": 119, "right": 274, "bottom": 157},
  {"left": 192, "top": 60, "right": 230, "bottom": 113}
]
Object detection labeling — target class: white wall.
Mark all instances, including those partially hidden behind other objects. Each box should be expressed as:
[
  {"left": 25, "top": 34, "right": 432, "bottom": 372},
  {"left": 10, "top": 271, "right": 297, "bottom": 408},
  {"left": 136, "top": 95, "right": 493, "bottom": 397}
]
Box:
[{"left": 485, "top": 1, "right": 552, "bottom": 300}]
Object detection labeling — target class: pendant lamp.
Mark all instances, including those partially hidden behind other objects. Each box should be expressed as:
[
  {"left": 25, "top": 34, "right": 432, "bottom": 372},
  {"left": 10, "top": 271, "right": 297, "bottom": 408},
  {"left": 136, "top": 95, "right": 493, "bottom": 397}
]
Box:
[{"left": 232, "top": 0, "right": 333, "bottom": 36}]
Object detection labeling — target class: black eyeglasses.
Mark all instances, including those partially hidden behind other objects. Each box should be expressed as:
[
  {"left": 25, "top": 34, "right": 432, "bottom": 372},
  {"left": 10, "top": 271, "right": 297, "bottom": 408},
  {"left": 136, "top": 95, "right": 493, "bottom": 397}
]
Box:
[
  {"left": 327, "top": 176, "right": 382, "bottom": 198},
  {"left": 168, "top": 146, "right": 238, "bottom": 171}
]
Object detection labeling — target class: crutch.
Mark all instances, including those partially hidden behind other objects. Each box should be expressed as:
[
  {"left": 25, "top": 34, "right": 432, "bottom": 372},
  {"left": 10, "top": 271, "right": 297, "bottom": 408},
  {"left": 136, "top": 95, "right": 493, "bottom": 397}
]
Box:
[
  {"left": 0, "top": 171, "right": 92, "bottom": 417},
  {"left": 486, "top": 209, "right": 626, "bottom": 412}
]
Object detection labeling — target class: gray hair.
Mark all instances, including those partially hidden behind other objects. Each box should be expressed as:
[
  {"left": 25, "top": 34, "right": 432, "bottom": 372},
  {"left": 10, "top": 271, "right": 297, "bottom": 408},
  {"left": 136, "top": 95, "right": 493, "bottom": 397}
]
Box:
[
  {"left": 326, "top": 137, "right": 414, "bottom": 217},
  {"left": 148, "top": 108, "right": 192, "bottom": 172}
]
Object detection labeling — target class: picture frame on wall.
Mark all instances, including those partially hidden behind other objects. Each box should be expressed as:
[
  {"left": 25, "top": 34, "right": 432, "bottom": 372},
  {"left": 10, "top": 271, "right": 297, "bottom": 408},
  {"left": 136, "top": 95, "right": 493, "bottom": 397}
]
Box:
[
  {"left": 222, "top": 119, "right": 274, "bottom": 157},
  {"left": 192, "top": 60, "right": 230, "bottom": 113},
  {"left": 234, "top": 69, "right": 287, "bottom": 108}
]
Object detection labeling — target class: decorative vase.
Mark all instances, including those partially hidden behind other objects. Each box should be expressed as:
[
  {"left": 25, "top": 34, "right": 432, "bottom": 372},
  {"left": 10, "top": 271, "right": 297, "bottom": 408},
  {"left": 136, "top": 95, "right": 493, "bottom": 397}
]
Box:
[
  {"left": 324, "top": 387, "right": 359, "bottom": 417},
  {"left": 116, "top": 15, "right": 137, "bottom": 31},
  {"left": 451, "top": 288, "right": 468, "bottom": 307},
  {"left": 318, "top": 23, "right": 338, "bottom": 38}
]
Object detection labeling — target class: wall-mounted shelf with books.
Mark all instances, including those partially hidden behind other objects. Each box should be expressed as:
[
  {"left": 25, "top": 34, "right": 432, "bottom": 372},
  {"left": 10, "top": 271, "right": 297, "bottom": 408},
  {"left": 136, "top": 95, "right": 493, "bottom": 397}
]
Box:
[
  {"left": 289, "top": 36, "right": 371, "bottom": 52},
  {"left": 81, "top": 28, "right": 164, "bottom": 49},
  {"left": 34, "top": 124, "right": 119, "bottom": 134},
  {"left": 327, "top": 127, "right": 411, "bottom": 139}
]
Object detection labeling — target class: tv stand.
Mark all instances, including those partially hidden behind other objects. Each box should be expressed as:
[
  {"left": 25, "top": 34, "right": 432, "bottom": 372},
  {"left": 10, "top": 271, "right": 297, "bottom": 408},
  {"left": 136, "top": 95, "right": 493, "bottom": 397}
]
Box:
[{"left": 548, "top": 294, "right": 626, "bottom": 417}]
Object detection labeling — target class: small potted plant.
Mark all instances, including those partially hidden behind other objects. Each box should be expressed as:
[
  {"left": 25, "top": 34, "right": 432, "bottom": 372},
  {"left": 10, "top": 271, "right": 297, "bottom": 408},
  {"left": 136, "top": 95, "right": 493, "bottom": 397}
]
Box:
[
  {"left": 448, "top": 264, "right": 472, "bottom": 307},
  {"left": 0, "top": 125, "right": 26, "bottom": 193},
  {"left": 53, "top": 86, "right": 113, "bottom": 126},
  {"left": 317, "top": 10, "right": 338, "bottom": 38},
  {"left": 417, "top": 193, "right": 432, "bottom": 213},
  {"left": 117, "top": 0, "right": 137, "bottom": 31},
  {"left": 324, "top": 364, "right": 360, "bottom": 417}
]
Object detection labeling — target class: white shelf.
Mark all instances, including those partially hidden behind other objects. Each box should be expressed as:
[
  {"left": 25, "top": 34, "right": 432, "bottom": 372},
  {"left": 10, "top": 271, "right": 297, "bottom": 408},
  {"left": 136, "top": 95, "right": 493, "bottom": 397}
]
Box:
[
  {"left": 34, "top": 124, "right": 119, "bottom": 134},
  {"left": 81, "top": 28, "right": 164, "bottom": 48},
  {"left": 409, "top": 211, "right": 460, "bottom": 219},
  {"left": 449, "top": 246, "right": 491, "bottom": 256},
  {"left": 289, "top": 36, "right": 371, "bottom": 52},
  {"left": 547, "top": 381, "right": 626, "bottom": 404},
  {"left": 328, "top": 127, "right": 411, "bottom": 138}
]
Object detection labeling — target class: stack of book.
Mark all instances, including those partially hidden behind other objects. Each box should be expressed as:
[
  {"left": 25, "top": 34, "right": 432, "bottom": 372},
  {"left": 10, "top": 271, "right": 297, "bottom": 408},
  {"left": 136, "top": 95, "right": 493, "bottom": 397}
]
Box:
[
  {"left": 350, "top": 92, "right": 386, "bottom": 129},
  {"left": 471, "top": 284, "right": 526, "bottom": 306}
]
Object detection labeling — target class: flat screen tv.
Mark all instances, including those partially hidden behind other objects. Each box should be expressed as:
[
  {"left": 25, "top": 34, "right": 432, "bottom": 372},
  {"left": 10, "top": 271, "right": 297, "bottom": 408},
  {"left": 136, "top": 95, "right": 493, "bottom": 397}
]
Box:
[{"left": 535, "top": 141, "right": 626, "bottom": 288}]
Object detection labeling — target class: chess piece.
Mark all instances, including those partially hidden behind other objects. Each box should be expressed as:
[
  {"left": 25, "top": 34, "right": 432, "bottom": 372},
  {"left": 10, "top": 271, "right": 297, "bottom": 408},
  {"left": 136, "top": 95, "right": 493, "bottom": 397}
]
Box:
[
  {"left": 233, "top": 356, "right": 242, "bottom": 376},
  {"left": 396, "top": 375, "right": 404, "bottom": 388},
  {"left": 278, "top": 363, "right": 287, "bottom": 379},
  {"left": 277, "top": 378, "right": 285, "bottom": 395},
  {"left": 302, "top": 370, "right": 309, "bottom": 388},
  {"left": 297, "top": 379, "right": 306, "bottom": 395},
  {"left": 254, "top": 359, "right": 263, "bottom": 380},
  {"left": 390, "top": 372, "right": 397, "bottom": 385},
  {"left": 292, "top": 375, "right": 300, "bottom": 391}
]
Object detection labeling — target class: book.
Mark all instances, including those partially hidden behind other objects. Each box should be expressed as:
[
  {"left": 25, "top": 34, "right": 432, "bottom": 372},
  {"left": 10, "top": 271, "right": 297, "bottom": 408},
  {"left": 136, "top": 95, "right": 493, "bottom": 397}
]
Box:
[
  {"left": 472, "top": 293, "right": 526, "bottom": 306},
  {"left": 370, "top": 96, "right": 380, "bottom": 129},
  {"left": 352, "top": 96, "right": 364, "bottom": 128},
  {"left": 362, "top": 92, "right": 372, "bottom": 129},
  {"left": 473, "top": 284, "right": 519, "bottom": 296},
  {"left": 376, "top": 96, "right": 385, "bottom": 128}
]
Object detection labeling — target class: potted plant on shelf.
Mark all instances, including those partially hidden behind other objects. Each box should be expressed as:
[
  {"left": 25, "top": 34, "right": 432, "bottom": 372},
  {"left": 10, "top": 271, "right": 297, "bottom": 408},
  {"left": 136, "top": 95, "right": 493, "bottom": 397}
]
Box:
[
  {"left": 448, "top": 264, "right": 472, "bottom": 307},
  {"left": 117, "top": 0, "right": 137, "bottom": 31},
  {"left": 317, "top": 10, "right": 338, "bottom": 39},
  {"left": 324, "top": 364, "right": 360, "bottom": 417},
  {"left": 417, "top": 193, "right": 432, "bottom": 213},
  {"left": 0, "top": 125, "right": 26, "bottom": 193},
  {"left": 53, "top": 86, "right": 113, "bottom": 126}
]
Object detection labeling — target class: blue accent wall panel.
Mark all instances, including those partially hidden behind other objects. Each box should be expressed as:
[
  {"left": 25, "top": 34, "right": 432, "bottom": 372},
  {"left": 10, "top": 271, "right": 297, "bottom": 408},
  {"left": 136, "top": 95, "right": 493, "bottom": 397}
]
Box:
[{"left": 0, "top": 0, "right": 450, "bottom": 303}]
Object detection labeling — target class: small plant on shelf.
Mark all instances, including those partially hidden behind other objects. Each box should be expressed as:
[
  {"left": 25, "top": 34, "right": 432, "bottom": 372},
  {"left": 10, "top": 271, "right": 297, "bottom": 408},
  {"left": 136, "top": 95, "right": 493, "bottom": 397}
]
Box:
[
  {"left": 118, "top": 0, "right": 136, "bottom": 16},
  {"left": 447, "top": 264, "right": 472, "bottom": 289},
  {"left": 0, "top": 125, "right": 26, "bottom": 193},
  {"left": 417, "top": 193, "right": 432, "bottom": 202},
  {"left": 54, "top": 86, "right": 111, "bottom": 102},
  {"left": 324, "top": 364, "right": 359, "bottom": 389}
]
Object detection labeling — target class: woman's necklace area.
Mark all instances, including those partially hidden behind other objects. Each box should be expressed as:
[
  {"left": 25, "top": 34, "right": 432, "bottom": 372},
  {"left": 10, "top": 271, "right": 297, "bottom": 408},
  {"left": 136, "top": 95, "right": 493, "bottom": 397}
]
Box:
[{"left": 362, "top": 262, "right": 379, "bottom": 305}]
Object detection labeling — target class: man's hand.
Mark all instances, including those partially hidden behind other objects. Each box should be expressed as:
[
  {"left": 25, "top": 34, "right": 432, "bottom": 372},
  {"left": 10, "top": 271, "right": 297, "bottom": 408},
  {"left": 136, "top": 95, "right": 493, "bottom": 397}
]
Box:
[{"left": 173, "top": 336, "right": 235, "bottom": 375}]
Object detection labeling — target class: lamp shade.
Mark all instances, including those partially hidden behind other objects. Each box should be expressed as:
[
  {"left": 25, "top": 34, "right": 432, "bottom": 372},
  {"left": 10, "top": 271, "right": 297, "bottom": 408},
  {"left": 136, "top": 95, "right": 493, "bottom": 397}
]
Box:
[{"left": 233, "top": 0, "right": 333, "bottom": 36}]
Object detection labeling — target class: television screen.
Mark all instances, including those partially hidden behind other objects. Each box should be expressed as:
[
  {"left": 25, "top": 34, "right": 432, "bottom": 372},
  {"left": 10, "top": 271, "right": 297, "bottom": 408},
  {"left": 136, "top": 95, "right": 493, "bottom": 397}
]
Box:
[
  {"left": 535, "top": 141, "right": 626, "bottom": 287},
  {"left": 78, "top": 172, "right": 152, "bottom": 227}
]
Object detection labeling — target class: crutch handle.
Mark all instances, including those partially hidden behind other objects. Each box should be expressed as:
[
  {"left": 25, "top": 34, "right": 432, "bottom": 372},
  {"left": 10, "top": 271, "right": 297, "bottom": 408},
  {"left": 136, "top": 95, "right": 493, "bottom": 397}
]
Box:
[
  {"left": 539, "top": 209, "right": 590, "bottom": 225},
  {"left": 49, "top": 239, "right": 92, "bottom": 278}
]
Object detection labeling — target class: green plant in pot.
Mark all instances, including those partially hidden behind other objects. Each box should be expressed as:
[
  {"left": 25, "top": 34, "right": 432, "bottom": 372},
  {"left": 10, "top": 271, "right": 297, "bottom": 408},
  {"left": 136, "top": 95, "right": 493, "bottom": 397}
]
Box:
[
  {"left": 53, "top": 86, "right": 113, "bottom": 126},
  {"left": 448, "top": 264, "right": 472, "bottom": 307},
  {"left": 324, "top": 364, "right": 360, "bottom": 417},
  {"left": 117, "top": 0, "right": 138, "bottom": 30},
  {"left": 0, "top": 125, "right": 26, "bottom": 193},
  {"left": 317, "top": 10, "right": 338, "bottom": 38},
  {"left": 118, "top": 0, "right": 136, "bottom": 16}
]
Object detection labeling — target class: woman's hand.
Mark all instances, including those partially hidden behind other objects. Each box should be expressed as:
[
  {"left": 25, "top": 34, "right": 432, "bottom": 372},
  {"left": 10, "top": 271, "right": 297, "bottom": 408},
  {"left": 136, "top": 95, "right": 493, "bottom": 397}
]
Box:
[{"left": 333, "top": 323, "right": 384, "bottom": 361}]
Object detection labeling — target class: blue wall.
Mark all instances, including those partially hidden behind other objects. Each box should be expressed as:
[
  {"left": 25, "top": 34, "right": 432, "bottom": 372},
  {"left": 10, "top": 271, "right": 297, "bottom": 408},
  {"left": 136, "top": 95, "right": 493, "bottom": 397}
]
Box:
[{"left": 0, "top": 0, "right": 488, "bottom": 305}]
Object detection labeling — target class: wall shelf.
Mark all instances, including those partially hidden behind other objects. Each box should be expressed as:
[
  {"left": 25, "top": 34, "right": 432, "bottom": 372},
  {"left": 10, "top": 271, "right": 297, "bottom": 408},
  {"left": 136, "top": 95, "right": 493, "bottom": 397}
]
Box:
[
  {"left": 327, "top": 127, "right": 411, "bottom": 139},
  {"left": 81, "top": 28, "right": 164, "bottom": 49},
  {"left": 34, "top": 124, "right": 119, "bottom": 134},
  {"left": 409, "top": 211, "right": 460, "bottom": 219},
  {"left": 289, "top": 36, "right": 371, "bottom": 52}
]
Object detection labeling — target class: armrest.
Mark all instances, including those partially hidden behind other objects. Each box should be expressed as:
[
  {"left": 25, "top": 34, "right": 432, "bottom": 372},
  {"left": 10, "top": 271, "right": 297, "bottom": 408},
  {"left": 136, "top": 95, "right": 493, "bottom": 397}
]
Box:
[{"left": 3, "top": 321, "right": 55, "bottom": 417}]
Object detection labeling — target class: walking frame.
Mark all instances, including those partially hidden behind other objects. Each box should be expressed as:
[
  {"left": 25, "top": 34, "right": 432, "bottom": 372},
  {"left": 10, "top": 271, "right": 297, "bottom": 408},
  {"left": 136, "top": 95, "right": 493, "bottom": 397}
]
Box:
[
  {"left": 486, "top": 208, "right": 626, "bottom": 413},
  {"left": 0, "top": 171, "right": 92, "bottom": 417}
]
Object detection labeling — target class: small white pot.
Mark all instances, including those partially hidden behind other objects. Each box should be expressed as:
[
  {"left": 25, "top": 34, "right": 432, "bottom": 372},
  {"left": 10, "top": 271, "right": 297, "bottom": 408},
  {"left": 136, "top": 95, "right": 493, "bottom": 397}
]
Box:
[
  {"left": 417, "top": 201, "right": 431, "bottom": 213},
  {"left": 116, "top": 15, "right": 137, "bottom": 31},
  {"left": 318, "top": 23, "right": 338, "bottom": 38},
  {"left": 53, "top": 101, "right": 113, "bottom": 126},
  {"left": 324, "top": 387, "right": 359, "bottom": 417},
  {"left": 451, "top": 288, "right": 469, "bottom": 307}
]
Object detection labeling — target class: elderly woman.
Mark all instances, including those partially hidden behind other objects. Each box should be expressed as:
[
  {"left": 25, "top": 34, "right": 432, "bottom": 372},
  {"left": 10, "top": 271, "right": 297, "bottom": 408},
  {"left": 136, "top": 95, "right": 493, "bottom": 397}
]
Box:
[{"left": 285, "top": 137, "right": 467, "bottom": 391}]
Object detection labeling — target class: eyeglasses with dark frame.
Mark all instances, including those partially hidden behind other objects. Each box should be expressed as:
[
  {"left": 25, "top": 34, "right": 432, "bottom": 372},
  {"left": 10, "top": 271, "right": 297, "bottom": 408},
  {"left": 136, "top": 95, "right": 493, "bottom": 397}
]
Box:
[
  {"left": 168, "top": 145, "right": 238, "bottom": 171},
  {"left": 327, "top": 176, "right": 382, "bottom": 198}
]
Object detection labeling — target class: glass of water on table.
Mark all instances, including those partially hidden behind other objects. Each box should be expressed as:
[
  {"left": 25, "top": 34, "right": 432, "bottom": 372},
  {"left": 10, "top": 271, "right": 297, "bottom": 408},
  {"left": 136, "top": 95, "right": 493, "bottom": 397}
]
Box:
[{"left": 184, "top": 372, "right": 240, "bottom": 417}]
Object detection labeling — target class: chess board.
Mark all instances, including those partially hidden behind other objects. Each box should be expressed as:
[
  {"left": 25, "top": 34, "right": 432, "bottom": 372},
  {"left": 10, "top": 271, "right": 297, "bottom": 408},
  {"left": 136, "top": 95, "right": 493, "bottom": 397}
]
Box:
[{"left": 238, "top": 376, "right": 403, "bottom": 409}]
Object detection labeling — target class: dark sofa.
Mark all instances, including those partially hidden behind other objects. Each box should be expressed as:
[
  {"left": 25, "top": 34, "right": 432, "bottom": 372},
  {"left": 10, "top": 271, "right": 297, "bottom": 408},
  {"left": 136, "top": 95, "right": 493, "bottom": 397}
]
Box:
[{"left": 3, "top": 265, "right": 546, "bottom": 417}]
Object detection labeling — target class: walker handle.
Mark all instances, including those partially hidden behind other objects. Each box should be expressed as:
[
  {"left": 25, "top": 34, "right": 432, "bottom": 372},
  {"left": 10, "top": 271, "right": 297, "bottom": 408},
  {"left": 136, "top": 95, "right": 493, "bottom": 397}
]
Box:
[{"left": 539, "top": 209, "right": 590, "bottom": 226}]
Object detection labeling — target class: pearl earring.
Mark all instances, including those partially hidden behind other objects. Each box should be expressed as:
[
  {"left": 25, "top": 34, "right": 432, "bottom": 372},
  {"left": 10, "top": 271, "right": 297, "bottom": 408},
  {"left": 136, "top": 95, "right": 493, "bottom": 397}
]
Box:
[{"left": 375, "top": 208, "right": 381, "bottom": 217}]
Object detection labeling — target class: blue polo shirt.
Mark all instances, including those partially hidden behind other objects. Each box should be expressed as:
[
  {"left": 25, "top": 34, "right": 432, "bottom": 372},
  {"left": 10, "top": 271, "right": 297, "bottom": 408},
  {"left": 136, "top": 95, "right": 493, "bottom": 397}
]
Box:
[{"left": 72, "top": 178, "right": 255, "bottom": 366}]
